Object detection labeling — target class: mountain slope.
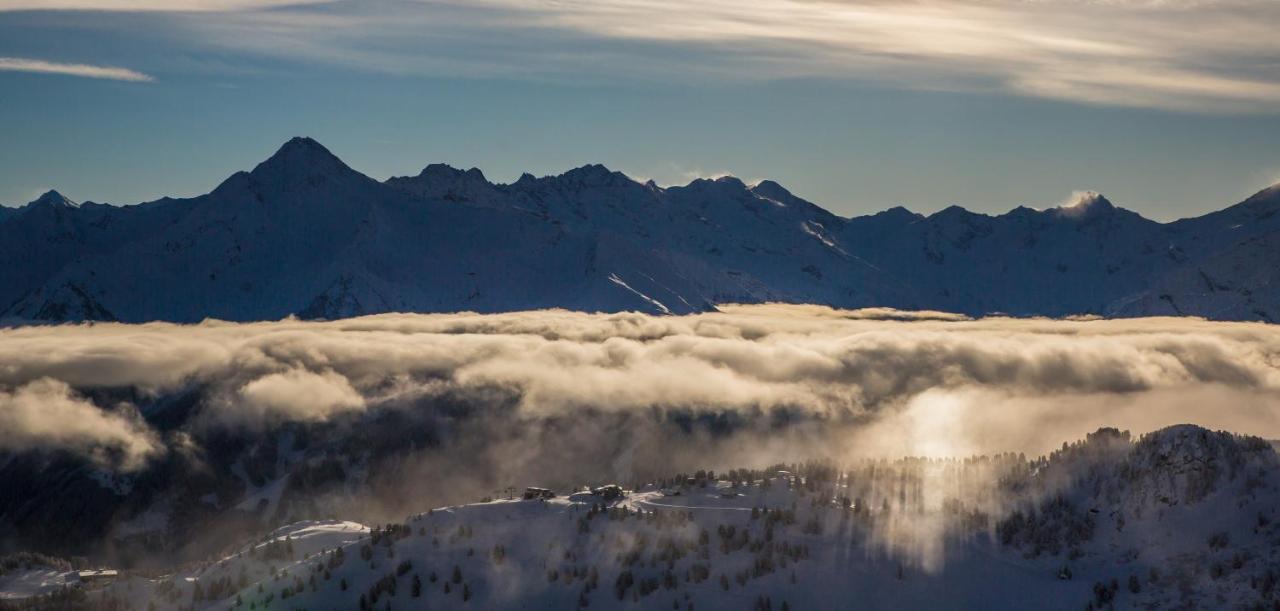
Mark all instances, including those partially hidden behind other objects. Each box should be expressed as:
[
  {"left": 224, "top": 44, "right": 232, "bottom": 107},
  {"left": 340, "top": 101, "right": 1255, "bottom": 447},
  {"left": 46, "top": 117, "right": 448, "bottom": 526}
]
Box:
[
  {"left": 7, "top": 425, "right": 1279, "bottom": 610},
  {"left": 1111, "top": 229, "right": 1280, "bottom": 321}
]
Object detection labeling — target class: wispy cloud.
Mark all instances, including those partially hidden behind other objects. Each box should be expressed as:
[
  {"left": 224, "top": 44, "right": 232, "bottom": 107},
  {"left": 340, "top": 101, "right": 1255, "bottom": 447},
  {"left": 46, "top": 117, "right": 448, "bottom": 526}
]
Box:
[
  {"left": 0, "top": 0, "right": 328, "bottom": 9},
  {"left": 3, "top": 0, "right": 1279, "bottom": 112},
  {"left": 459, "top": 0, "right": 1280, "bottom": 113},
  {"left": 0, "top": 56, "right": 152, "bottom": 81},
  {"left": 665, "top": 163, "right": 734, "bottom": 185}
]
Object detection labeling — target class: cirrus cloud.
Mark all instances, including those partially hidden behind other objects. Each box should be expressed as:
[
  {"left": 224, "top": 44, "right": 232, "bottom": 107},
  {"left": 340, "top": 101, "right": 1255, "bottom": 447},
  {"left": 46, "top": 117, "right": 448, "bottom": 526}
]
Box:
[
  {"left": 0, "top": 56, "right": 153, "bottom": 81},
  {"left": 3, "top": 0, "right": 1278, "bottom": 112},
  {"left": 0, "top": 0, "right": 330, "bottom": 9},
  {"left": 467, "top": 0, "right": 1280, "bottom": 112}
]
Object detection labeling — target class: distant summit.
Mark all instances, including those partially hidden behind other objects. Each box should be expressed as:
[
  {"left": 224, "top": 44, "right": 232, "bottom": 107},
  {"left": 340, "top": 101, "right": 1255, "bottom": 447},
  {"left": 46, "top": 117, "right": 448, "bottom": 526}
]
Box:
[
  {"left": 3, "top": 137, "right": 1280, "bottom": 322},
  {"left": 1051, "top": 191, "right": 1116, "bottom": 219},
  {"left": 246, "top": 136, "right": 365, "bottom": 189},
  {"left": 29, "top": 189, "right": 78, "bottom": 209},
  {"left": 556, "top": 163, "right": 631, "bottom": 187},
  {"left": 386, "top": 163, "right": 495, "bottom": 202},
  {"left": 264, "top": 136, "right": 339, "bottom": 164}
]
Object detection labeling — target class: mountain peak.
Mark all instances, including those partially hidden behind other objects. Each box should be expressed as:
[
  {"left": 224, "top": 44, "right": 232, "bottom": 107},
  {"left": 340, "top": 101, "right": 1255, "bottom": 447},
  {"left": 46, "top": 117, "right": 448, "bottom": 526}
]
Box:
[
  {"left": 277, "top": 136, "right": 333, "bottom": 158},
  {"left": 929, "top": 204, "right": 982, "bottom": 221},
  {"left": 1253, "top": 181, "right": 1280, "bottom": 198},
  {"left": 682, "top": 175, "right": 747, "bottom": 190},
  {"left": 249, "top": 137, "right": 356, "bottom": 184},
  {"left": 877, "top": 205, "right": 919, "bottom": 221},
  {"left": 28, "top": 189, "right": 78, "bottom": 209},
  {"left": 1052, "top": 191, "right": 1116, "bottom": 219},
  {"left": 556, "top": 164, "right": 633, "bottom": 188},
  {"left": 542, "top": 163, "right": 645, "bottom": 190},
  {"left": 749, "top": 179, "right": 793, "bottom": 201},
  {"left": 1239, "top": 182, "right": 1280, "bottom": 210},
  {"left": 416, "top": 163, "right": 488, "bottom": 184},
  {"left": 666, "top": 175, "right": 755, "bottom": 204},
  {"left": 383, "top": 162, "right": 497, "bottom": 203}
]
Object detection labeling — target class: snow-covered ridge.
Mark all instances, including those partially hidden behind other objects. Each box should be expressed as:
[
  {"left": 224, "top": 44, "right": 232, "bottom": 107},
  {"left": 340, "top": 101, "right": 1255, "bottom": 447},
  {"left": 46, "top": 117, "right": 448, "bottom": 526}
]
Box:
[
  {"left": 6, "top": 425, "right": 1279, "bottom": 610},
  {"left": 3, "top": 137, "right": 1279, "bottom": 323}
]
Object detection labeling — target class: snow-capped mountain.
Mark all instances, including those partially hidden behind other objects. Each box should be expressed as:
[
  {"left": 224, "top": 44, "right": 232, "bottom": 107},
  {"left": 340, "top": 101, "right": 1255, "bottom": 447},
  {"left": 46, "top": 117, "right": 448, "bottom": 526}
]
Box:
[
  {"left": 5, "top": 425, "right": 1279, "bottom": 610},
  {"left": 3, "top": 137, "right": 1279, "bottom": 322}
]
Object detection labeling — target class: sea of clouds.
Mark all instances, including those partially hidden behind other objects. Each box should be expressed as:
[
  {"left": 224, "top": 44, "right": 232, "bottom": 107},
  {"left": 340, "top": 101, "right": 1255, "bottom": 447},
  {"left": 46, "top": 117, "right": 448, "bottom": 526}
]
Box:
[{"left": 2, "top": 304, "right": 1279, "bottom": 472}]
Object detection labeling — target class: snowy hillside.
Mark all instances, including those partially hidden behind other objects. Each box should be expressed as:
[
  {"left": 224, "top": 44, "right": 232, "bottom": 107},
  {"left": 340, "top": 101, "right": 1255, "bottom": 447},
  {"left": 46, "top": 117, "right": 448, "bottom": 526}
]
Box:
[
  {"left": 3, "top": 137, "right": 1279, "bottom": 322},
  {"left": 1112, "top": 229, "right": 1280, "bottom": 320},
  {"left": 5, "top": 425, "right": 1279, "bottom": 610}
]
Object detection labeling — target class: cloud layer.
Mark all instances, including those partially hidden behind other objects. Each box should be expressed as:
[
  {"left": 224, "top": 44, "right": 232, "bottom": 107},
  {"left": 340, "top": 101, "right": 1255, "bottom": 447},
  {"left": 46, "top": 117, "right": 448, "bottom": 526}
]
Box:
[
  {"left": 2, "top": 304, "right": 1280, "bottom": 471},
  {"left": 0, "top": 56, "right": 153, "bottom": 81}
]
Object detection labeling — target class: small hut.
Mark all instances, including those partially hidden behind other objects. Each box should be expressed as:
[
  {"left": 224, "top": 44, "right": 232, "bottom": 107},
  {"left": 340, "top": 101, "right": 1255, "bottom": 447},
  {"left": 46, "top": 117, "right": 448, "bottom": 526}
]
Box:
[
  {"left": 523, "top": 487, "right": 555, "bottom": 500},
  {"left": 591, "top": 484, "right": 625, "bottom": 500}
]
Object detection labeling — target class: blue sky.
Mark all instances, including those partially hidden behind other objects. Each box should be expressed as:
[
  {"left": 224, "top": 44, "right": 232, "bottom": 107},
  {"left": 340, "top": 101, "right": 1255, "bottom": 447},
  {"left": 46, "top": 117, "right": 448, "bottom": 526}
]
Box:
[{"left": 2, "top": 0, "right": 1279, "bottom": 220}]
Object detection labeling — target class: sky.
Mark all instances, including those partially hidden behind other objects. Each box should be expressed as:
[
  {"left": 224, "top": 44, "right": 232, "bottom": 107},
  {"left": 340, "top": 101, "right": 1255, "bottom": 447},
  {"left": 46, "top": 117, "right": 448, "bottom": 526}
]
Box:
[{"left": 1, "top": 0, "right": 1279, "bottom": 221}]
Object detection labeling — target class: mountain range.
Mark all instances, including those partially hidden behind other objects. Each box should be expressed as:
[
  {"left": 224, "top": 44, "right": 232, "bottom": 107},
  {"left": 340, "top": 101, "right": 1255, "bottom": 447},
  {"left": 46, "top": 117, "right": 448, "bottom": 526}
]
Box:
[{"left": 4, "top": 137, "right": 1279, "bottom": 322}]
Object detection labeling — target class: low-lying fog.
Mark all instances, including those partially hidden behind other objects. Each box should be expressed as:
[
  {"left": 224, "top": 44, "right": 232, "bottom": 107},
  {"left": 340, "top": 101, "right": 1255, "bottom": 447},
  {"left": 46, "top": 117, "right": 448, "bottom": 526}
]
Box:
[{"left": 2, "top": 304, "right": 1277, "bottom": 473}]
